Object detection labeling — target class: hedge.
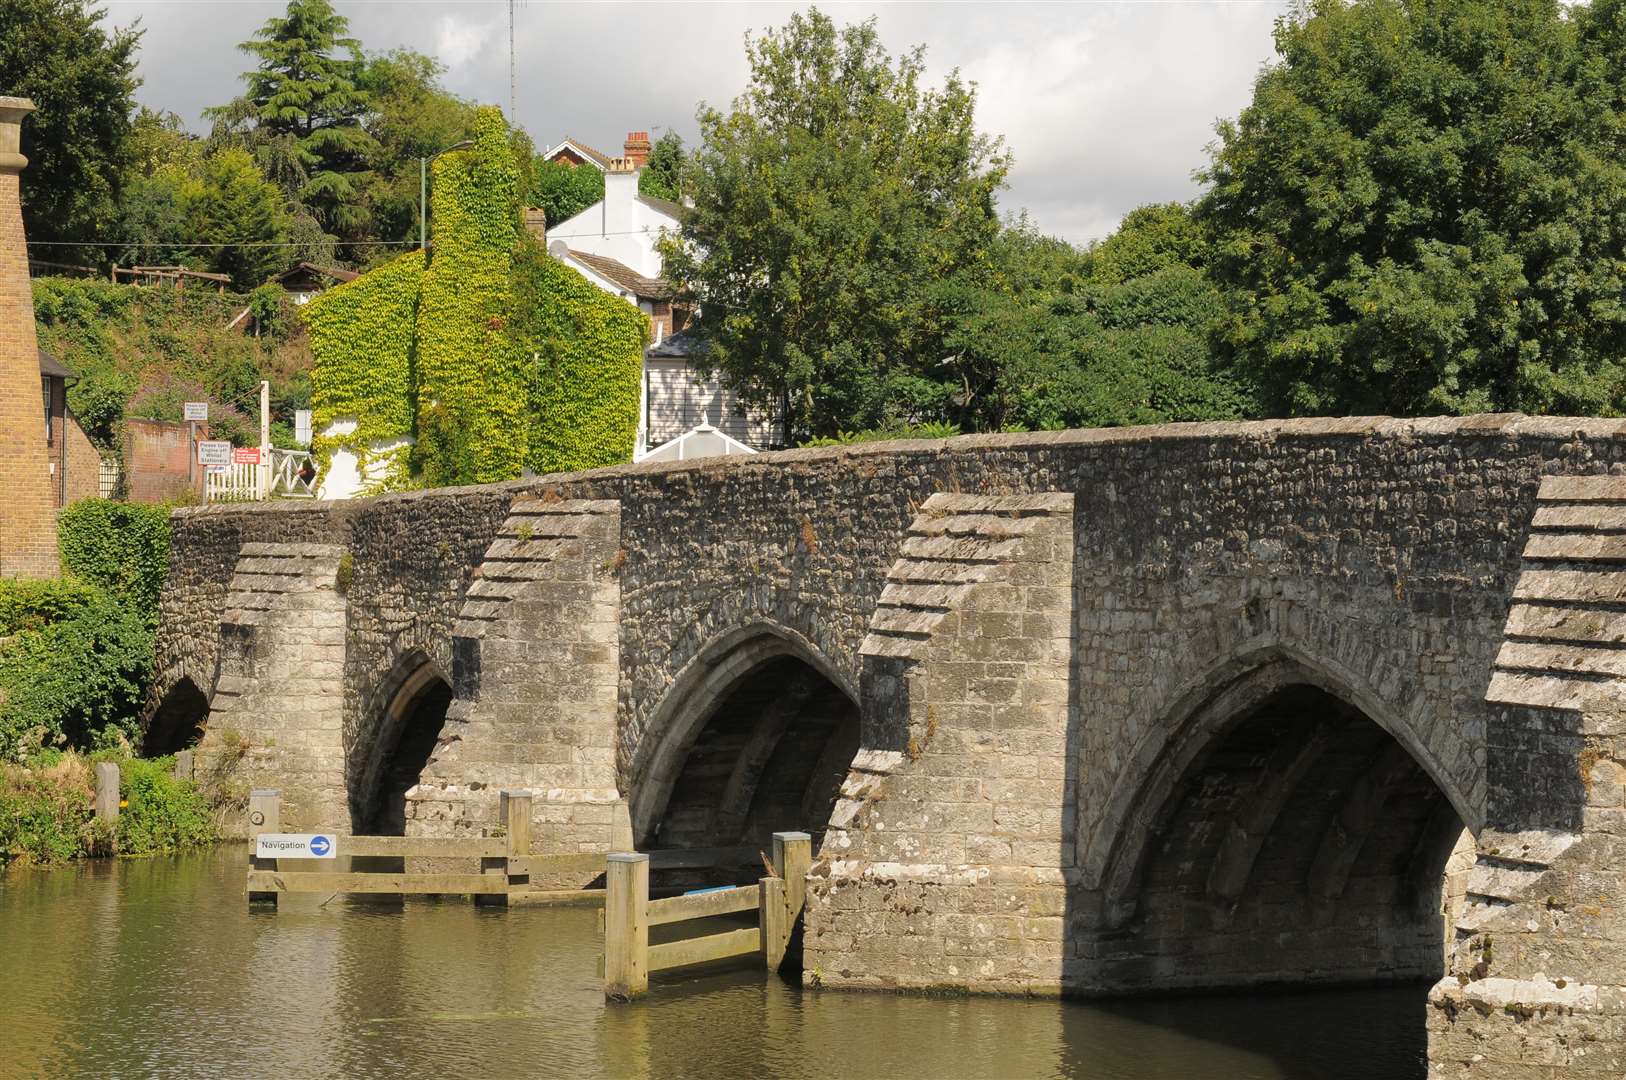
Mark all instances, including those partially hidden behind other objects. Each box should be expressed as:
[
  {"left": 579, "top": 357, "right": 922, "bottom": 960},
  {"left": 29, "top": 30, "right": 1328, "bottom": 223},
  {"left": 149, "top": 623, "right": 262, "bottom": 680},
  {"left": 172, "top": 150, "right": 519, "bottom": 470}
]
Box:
[
  {"left": 58, "top": 498, "right": 173, "bottom": 620},
  {"left": 511, "top": 235, "right": 648, "bottom": 473}
]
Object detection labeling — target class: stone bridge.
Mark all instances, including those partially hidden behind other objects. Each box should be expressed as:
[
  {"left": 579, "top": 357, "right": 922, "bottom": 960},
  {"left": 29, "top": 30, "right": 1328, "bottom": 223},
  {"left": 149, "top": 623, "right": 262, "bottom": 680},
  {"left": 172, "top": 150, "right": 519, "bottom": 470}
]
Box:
[{"left": 149, "top": 417, "right": 1626, "bottom": 1076}]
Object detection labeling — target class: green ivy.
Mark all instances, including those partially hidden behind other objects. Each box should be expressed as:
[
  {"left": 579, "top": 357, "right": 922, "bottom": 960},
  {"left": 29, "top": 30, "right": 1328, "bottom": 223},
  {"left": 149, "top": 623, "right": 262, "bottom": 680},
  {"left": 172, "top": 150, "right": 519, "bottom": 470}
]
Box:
[
  {"left": 511, "top": 235, "right": 648, "bottom": 473},
  {"left": 415, "top": 106, "right": 526, "bottom": 486},
  {"left": 58, "top": 499, "right": 173, "bottom": 620},
  {"left": 302, "top": 249, "right": 425, "bottom": 480},
  {"left": 306, "top": 106, "right": 646, "bottom": 490}
]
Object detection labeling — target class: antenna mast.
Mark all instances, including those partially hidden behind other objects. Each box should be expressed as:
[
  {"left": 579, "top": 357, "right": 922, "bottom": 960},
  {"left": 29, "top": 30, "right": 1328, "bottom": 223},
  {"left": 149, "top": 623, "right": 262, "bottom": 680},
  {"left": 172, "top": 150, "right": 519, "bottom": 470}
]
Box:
[{"left": 509, "top": 0, "right": 518, "bottom": 123}]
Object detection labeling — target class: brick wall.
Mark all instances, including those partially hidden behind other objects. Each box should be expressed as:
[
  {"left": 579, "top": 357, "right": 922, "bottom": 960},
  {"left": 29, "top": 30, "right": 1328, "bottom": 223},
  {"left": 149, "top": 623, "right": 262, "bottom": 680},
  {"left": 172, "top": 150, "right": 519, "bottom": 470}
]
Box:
[
  {"left": 124, "top": 418, "right": 201, "bottom": 504},
  {"left": 0, "top": 100, "right": 60, "bottom": 577}
]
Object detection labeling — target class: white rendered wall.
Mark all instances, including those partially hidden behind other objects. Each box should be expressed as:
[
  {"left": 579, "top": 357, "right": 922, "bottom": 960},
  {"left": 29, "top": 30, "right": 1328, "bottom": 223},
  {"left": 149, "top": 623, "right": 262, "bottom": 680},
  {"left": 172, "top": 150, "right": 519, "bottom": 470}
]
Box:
[
  {"left": 316, "top": 418, "right": 412, "bottom": 500},
  {"left": 548, "top": 170, "right": 675, "bottom": 278}
]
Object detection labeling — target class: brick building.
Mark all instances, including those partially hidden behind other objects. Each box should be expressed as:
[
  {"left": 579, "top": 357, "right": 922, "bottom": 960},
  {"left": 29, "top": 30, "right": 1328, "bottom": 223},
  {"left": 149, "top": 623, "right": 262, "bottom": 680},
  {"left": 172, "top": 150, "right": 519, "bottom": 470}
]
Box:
[
  {"left": 0, "top": 97, "right": 60, "bottom": 577},
  {"left": 39, "top": 347, "right": 103, "bottom": 508}
]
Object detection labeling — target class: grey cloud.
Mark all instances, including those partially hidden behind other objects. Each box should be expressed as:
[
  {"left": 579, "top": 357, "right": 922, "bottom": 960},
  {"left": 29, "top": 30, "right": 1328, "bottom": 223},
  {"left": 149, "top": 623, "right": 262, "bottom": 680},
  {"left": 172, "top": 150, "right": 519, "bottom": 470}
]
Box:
[{"left": 105, "top": 0, "right": 1282, "bottom": 244}]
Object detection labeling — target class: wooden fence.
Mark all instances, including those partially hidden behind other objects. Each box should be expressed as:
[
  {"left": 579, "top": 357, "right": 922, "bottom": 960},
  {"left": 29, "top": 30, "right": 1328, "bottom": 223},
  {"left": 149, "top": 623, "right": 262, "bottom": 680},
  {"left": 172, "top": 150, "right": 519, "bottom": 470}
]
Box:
[
  {"left": 245, "top": 788, "right": 602, "bottom": 907},
  {"left": 603, "top": 830, "right": 812, "bottom": 1000}
]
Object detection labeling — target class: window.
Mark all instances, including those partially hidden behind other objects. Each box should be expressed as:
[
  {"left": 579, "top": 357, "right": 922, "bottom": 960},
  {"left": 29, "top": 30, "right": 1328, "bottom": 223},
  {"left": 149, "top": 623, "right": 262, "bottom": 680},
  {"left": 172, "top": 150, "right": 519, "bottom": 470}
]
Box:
[{"left": 41, "top": 376, "right": 51, "bottom": 444}]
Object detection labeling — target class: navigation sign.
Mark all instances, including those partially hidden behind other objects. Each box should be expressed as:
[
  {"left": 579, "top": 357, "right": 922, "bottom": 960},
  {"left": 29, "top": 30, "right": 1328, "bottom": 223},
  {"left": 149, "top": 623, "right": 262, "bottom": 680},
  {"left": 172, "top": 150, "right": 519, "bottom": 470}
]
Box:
[
  {"left": 196, "top": 440, "right": 232, "bottom": 467},
  {"left": 254, "top": 833, "right": 337, "bottom": 860},
  {"left": 232, "top": 447, "right": 261, "bottom": 465},
  {"left": 183, "top": 401, "right": 209, "bottom": 422}
]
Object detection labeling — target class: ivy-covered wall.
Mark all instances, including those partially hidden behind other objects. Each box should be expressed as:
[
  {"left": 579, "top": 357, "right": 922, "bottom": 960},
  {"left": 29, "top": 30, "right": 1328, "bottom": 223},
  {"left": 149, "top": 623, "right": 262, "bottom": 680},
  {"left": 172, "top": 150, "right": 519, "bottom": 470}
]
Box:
[
  {"left": 512, "top": 235, "right": 648, "bottom": 474},
  {"left": 303, "top": 250, "right": 425, "bottom": 482},
  {"left": 415, "top": 107, "right": 526, "bottom": 487},
  {"left": 305, "top": 105, "right": 647, "bottom": 492}
]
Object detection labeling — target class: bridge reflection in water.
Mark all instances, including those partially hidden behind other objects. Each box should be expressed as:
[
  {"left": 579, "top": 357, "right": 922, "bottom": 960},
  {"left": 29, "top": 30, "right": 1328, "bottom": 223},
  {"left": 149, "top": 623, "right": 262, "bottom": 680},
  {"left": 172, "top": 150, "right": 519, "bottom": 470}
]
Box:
[{"left": 0, "top": 847, "right": 1426, "bottom": 1079}]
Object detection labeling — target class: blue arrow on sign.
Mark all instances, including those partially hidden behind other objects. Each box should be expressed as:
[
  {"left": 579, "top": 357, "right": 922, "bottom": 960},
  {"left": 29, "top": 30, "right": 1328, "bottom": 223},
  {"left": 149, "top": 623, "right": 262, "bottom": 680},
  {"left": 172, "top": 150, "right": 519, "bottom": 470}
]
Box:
[{"left": 309, "top": 835, "right": 332, "bottom": 857}]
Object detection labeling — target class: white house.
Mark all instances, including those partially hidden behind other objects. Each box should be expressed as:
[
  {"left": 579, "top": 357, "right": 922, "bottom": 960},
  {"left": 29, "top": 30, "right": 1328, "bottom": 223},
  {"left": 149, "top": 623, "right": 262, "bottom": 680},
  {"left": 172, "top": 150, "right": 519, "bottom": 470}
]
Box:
[{"left": 540, "top": 133, "right": 776, "bottom": 459}]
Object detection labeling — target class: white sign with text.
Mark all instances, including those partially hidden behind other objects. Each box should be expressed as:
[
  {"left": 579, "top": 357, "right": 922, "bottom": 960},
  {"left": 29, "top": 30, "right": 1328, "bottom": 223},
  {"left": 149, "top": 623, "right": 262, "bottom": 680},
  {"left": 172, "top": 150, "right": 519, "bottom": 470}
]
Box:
[{"left": 255, "top": 833, "right": 336, "bottom": 859}]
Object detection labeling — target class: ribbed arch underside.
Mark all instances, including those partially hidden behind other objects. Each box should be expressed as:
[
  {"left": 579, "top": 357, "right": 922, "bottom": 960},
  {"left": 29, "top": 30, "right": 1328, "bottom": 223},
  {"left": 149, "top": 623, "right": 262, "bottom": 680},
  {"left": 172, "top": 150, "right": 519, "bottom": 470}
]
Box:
[
  {"left": 1098, "top": 684, "right": 1473, "bottom": 991},
  {"left": 355, "top": 660, "right": 453, "bottom": 835},
  {"left": 652, "top": 655, "right": 860, "bottom": 861},
  {"left": 144, "top": 677, "right": 209, "bottom": 757}
]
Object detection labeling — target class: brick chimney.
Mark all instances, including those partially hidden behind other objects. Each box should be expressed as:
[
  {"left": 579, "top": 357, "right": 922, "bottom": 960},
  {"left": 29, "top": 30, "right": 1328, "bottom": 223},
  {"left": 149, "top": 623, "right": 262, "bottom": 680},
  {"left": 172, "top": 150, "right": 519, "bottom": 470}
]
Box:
[
  {"left": 0, "top": 97, "right": 58, "bottom": 578},
  {"left": 522, "top": 207, "right": 546, "bottom": 244},
  {"left": 623, "top": 131, "right": 651, "bottom": 169}
]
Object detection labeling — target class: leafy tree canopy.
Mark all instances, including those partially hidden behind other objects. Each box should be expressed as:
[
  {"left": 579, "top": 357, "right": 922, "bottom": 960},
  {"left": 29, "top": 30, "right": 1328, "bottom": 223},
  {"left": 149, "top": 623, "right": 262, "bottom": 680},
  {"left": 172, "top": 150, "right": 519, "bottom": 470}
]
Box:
[
  {"left": 1200, "top": 0, "right": 1626, "bottom": 418},
  {"left": 0, "top": 0, "right": 141, "bottom": 245},
  {"left": 662, "top": 8, "right": 1010, "bottom": 443},
  {"left": 638, "top": 130, "right": 685, "bottom": 202},
  {"left": 532, "top": 156, "right": 604, "bottom": 229},
  {"left": 208, "top": 0, "right": 377, "bottom": 238}
]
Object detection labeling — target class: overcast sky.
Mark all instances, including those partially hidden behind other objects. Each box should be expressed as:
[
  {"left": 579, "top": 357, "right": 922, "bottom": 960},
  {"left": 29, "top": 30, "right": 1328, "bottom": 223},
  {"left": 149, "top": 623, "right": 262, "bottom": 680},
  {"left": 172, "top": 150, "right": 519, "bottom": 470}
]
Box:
[{"left": 99, "top": 0, "right": 1288, "bottom": 245}]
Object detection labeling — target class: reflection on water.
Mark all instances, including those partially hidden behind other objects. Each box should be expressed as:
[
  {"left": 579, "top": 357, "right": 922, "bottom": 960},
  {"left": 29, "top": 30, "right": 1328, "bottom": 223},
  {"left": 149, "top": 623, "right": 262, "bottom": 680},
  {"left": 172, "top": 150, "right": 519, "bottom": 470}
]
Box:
[{"left": 0, "top": 849, "right": 1426, "bottom": 1079}]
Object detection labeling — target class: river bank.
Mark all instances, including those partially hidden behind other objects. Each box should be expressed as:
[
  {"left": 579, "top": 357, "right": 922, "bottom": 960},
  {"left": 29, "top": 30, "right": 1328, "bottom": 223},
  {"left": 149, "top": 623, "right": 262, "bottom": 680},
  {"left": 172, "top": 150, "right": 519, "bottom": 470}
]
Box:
[
  {"left": 0, "top": 846, "right": 1431, "bottom": 1079},
  {"left": 0, "top": 750, "right": 226, "bottom": 866}
]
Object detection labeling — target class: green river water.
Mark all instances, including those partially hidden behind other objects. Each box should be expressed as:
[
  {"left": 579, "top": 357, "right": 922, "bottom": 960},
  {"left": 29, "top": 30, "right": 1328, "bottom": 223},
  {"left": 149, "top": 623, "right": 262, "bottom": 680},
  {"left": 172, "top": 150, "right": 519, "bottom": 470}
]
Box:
[{"left": 0, "top": 847, "right": 1428, "bottom": 1079}]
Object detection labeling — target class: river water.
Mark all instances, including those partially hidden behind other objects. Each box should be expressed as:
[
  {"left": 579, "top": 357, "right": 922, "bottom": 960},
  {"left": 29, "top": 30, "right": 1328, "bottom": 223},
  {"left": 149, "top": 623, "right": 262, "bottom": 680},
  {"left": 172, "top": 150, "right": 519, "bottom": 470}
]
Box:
[{"left": 0, "top": 848, "right": 1428, "bottom": 1079}]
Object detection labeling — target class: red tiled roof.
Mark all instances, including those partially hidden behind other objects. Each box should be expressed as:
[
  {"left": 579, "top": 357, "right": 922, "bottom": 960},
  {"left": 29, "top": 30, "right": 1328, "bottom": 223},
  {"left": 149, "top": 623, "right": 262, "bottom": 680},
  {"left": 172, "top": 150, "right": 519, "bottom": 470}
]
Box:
[{"left": 546, "top": 137, "right": 614, "bottom": 170}]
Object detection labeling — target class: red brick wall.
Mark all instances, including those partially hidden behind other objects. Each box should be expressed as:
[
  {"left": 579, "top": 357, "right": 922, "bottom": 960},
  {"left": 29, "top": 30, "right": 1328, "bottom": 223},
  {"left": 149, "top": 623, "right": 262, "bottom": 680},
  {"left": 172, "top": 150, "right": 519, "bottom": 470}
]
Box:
[
  {"left": 0, "top": 161, "right": 60, "bottom": 576},
  {"left": 124, "top": 418, "right": 201, "bottom": 504}
]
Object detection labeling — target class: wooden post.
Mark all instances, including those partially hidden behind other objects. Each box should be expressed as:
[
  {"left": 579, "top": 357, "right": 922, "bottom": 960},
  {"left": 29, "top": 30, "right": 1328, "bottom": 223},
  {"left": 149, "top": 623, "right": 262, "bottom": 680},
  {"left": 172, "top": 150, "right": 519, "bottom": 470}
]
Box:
[
  {"left": 93, "top": 762, "right": 119, "bottom": 822},
  {"left": 765, "top": 831, "right": 812, "bottom": 970},
  {"left": 478, "top": 790, "right": 532, "bottom": 906},
  {"left": 604, "top": 852, "right": 650, "bottom": 1000},
  {"left": 772, "top": 831, "right": 812, "bottom": 917},
  {"left": 505, "top": 789, "right": 531, "bottom": 890},
  {"left": 172, "top": 750, "right": 193, "bottom": 781},
  {"left": 248, "top": 789, "right": 280, "bottom": 906},
  {"left": 760, "top": 875, "right": 789, "bottom": 970}
]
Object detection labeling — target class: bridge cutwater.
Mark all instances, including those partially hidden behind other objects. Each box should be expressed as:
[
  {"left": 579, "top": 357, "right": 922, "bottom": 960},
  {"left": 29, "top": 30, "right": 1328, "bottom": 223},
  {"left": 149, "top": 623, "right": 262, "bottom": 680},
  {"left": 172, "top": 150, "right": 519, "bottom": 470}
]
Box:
[{"left": 145, "top": 416, "right": 1626, "bottom": 1075}]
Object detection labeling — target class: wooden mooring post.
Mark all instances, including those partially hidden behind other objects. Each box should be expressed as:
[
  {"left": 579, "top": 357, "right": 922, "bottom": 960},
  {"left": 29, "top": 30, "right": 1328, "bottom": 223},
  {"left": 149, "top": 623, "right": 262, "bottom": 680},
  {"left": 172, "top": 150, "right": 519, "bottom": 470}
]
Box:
[
  {"left": 247, "top": 789, "right": 281, "bottom": 905},
  {"left": 602, "top": 829, "right": 813, "bottom": 1001},
  {"left": 93, "top": 762, "right": 120, "bottom": 823},
  {"left": 604, "top": 852, "right": 651, "bottom": 1000},
  {"left": 476, "top": 790, "right": 533, "bottom": 907}
]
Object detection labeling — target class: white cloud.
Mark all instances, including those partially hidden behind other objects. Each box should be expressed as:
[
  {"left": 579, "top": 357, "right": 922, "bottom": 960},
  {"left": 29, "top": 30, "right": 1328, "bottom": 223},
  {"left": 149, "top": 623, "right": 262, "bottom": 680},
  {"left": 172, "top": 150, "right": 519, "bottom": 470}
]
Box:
[{"left": 433, "top": 14, "right": 496, "bottom": 73}]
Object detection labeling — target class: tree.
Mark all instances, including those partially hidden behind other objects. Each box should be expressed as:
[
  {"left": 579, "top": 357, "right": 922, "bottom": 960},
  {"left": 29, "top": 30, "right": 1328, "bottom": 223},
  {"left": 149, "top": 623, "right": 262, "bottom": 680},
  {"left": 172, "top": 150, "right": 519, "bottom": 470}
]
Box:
[
  {"left": 210, "top": 0, "right": 376, "bottom": 239},
  {"left": 0, "top": 0, "right": 141, "bottom": 245},
  {"left": 1199, "top": 0, "right": 1626, "bottom": 418},
  {"left": 532, "top": 157, "right": 604, "bottom": 228},
  {"left": 180, "top": 148, "right": 290, "bottom": 288},
  {"left": 357, "top": 49, "right": 476, "bottom": 242},
  {"left": 661, "top": 9, "right": 1009, "bottom": 442},
  {"left": 638, "top": 130, "right": 685, "bottom": 202}
]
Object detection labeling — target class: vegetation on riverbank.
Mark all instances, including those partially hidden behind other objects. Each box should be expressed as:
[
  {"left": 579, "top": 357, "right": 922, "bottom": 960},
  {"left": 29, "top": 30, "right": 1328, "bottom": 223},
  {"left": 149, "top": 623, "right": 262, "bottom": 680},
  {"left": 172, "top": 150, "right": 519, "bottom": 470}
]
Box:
[
  {"left": 0, "top": 499, "right": 173, "bottom": 763},
  {"left": 0, "top": 751, "right": 216, "bottom": 867}
]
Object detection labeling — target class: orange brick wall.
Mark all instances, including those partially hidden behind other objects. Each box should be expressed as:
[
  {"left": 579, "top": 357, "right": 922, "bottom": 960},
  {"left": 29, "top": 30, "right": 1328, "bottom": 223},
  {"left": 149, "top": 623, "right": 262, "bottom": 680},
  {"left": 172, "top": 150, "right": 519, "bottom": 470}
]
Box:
[
  {"left": 0, "top": 161, "right": 60, "bottom": 577},
  {"left": 63, "top": 410, "right": 102, "bottom": 505}
]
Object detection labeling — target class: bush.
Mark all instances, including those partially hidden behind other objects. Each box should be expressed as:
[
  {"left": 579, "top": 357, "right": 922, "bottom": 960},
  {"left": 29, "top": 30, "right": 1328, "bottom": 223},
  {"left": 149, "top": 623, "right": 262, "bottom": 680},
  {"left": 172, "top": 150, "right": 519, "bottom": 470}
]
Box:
[
  {"left": 58, "top": 498, "right": 173, "bottom": 618},
  {"left": 0, "top": 753, "right": 218, "bottom": 866},
  {"left": 0, "top": 588, "right": 153, "bottom": 761},
  {"left": 113, "top": 755, "right": 215, "bottom": 855},
  {"left": 0, "top": 755, "right": 97, "bottom": 865}
]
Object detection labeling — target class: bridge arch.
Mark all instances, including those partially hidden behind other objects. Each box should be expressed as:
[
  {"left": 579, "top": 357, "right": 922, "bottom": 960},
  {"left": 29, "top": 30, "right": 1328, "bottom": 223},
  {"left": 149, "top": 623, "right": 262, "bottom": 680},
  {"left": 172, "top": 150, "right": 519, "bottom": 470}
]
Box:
[
  {"left": 628, "top": 621, "right": 860, "bottom": 850},
  {"left": 1084, "top": 649, "right": 1476, "bottom": 989},
  {"left": 351, "top": 648, "right": 453, "bottom": 834},
  {"left": 143, "top": 675, "right": 210, "bottom": 757}
]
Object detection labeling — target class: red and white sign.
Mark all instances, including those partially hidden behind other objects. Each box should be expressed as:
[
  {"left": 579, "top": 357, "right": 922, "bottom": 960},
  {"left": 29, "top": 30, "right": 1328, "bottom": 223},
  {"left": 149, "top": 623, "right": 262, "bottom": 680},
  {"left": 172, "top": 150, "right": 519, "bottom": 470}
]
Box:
[{"left": 232, "top": 447, "right": 261, "bottom": 465}]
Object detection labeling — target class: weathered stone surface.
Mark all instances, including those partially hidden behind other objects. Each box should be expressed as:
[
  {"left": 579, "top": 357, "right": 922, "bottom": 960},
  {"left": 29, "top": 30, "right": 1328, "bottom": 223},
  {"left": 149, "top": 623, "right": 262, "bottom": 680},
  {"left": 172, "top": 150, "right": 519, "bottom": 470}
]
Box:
[{"left": 144, "top": 416, "right": 1626, "bottom": 1075}]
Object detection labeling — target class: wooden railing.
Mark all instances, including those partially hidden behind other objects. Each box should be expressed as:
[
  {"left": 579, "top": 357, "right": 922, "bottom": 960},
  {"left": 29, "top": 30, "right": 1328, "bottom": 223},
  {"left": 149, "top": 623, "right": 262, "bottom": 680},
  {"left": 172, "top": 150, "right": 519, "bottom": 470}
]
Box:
[
  {"left": 205, "top": 449, "right": 317, "bottom": 502},
  {"left": 602, "top": 830, "right": 812, "bottom": 1000},
  {"left": 245, "top": 788, "right": 601, "bottom": 907}
]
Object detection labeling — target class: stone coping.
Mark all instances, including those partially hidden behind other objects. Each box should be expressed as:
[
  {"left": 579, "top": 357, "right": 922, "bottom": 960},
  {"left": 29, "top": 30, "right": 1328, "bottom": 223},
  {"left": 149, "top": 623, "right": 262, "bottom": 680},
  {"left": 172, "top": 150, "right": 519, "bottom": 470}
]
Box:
[{"left": 171, "top": 412, "right": 1626, "bottom": 519}]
